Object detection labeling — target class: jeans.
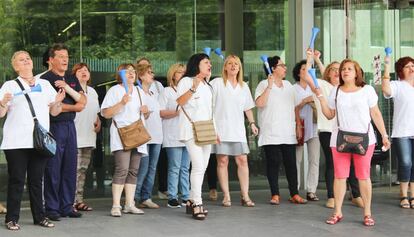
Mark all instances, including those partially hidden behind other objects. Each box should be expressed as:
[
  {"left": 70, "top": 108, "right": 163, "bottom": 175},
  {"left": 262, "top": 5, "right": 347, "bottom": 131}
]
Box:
[
  {"left": 135, "top": 144, "right": 162, "bottom": 201},
  {"left": 166, "top": 147, "right": 190, "bottom": 200},
  {"left": 393, "top": 137, "right": 414, "bottom": 182}
]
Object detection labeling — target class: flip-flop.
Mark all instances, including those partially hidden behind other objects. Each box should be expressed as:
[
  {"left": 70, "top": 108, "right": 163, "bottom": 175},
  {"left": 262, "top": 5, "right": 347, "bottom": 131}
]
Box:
[{"left": 75, "top": 203, "right": 93, "bottom": 211}]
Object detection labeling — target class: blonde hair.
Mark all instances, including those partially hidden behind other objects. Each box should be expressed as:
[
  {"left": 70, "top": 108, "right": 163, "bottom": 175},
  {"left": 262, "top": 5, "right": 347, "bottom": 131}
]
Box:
[
  {"left": 322, "top": 61, "right": 340, "bottom": 83},
  {"left": 136, "top": 63, "right": 152, "bottom": 80},
  {"left": 221, "top": 55, "right": 244, "bottom": 87},
  {"left": 11, "top": 51, "right": 30, "bottom": 70},
  {"left": 166, "top": 63, "right": 185, "bottom": 87}
]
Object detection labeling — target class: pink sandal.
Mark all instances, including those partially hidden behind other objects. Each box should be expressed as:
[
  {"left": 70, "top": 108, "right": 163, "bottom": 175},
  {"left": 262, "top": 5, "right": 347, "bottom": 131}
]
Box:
[
  {"left": 326, "top": 214, "right": 343, "bottom": 225},
  {"left": 363, "top": 215, "right": 375, "bottom": 226}
]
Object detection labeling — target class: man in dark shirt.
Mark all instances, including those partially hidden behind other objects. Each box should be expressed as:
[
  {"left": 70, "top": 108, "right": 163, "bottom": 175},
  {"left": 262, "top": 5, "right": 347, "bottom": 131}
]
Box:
[{"left": 41, "top": 43, "right": 86, "bottom": 221}]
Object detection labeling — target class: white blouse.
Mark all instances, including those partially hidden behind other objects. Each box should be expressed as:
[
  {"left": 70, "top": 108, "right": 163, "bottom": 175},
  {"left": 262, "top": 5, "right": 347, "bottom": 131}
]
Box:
[
  {"left": 210, "top": 77, "right": 255, "bottom": 143},
  {"left": 0, "top": 77, "right": 56, "bottom": 149},
  {"left": 75, "top": 86, "right": 100, "bottom": 148}
]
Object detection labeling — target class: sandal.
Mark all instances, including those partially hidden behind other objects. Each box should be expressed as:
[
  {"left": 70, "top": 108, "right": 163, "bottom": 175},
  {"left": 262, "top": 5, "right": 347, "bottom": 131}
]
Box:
[
  {"left": 270, "top": 195, "right": 280, "bottom": 205},
  {"left": 222, "top": 198, "right": 232, "bottom": 207},
  {"left": 110, "top": 206, "right": 122, "bottom": 217},
  {"left": 5, "top": 221, "right": 20, "bottom": 231},
  {"left": 75, "top": 202, "right": 93, "bottom": 211},
  {"left": 192, "top": 204, "right": 206, "bottom": 220},
  {"left": 400, "top": 197, "right": 410, "bottom": 209},
  {"left": 37, "top": 218, "right": 55, "bottom": 228},
  {"left": 326, "top": 214, "right": 343, "bottom": 225},
  {"left": 410, "top": 198, "right": 414, "bottom": 209},
  {"left": 241, "top": 197, "right": 255, "bottom": 207},
  {"left": 289, "top": 194, "right": 308, "bottom": 204},
  {"left": 306, "top": 192, "right": 320, "bottom": 201},
  {"left": 363, "top": 215, "right": 375, "bottom": 226}
]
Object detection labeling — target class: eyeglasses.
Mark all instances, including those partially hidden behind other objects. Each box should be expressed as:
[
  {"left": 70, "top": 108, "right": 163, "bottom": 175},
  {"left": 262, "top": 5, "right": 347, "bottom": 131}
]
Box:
[
  {"left": 126, "top": 69, "right": 136, "bottom": 73},
  {"left": 330, "top": 68, "right": 339, "bottom": 73}
]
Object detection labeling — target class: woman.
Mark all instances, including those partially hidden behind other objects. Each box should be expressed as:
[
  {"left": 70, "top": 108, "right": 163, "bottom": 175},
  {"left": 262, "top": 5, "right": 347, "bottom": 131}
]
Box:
[
  {"left": 176, "top": 53, "right": 215, "bottom": 220},
  {"left": 134, "top": 63, "right": 163, "bottom": 209},
  {"left": 292, "top": 60, "right": 321, "bottom": 201},
  {"left": 101, "top": 63, "right": 148, "bottom": 217},
  {"left": 73, "top": 63, "right": 101, "bottom": 211},
  {"left": 307, "top": 50, "right": 364, "bottom": 209},
  {"left": 382, "top": 56, "right": 414, "bottom": 209},
  {"left": 0, "top": 51, "right": 65, "bottom": 230},
  {"left": 160, "top": 63, "right": 190, "bottom": 208},
  {"left": 211, "top": 55, "right": 258, "bottom": 207},
  {"left": 313, "top": 58, "right": 390, "bottom": 226},
  {"left": 255, "top": 55, "right": 307, "bottom": 206}
]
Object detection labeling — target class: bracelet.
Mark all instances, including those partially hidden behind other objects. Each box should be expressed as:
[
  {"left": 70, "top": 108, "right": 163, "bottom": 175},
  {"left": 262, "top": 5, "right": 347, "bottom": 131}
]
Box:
[
  {"left": 189, "top": 88, "right": 196, "bottom": 93},
  {"left": 249, "top": 121, "right": 256, "bottom": 126},
  {"left": 266, "top": 87, "right": 272, "bottom": 90},
  {"left": 382, "top": 76, "right": 390, "bottom": 80}
]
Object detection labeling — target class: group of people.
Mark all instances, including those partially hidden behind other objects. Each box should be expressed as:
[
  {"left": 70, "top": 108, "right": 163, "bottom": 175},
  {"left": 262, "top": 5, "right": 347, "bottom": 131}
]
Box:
[{"left": 0, "top": 42, "right": 413, "bottom": 230}]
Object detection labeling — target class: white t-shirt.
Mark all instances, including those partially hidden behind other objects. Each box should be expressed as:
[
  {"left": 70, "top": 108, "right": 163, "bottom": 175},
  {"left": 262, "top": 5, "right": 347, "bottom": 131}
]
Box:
[
  {"left": 159, "top": 87, "right": 185, "bottom": 148},
  {"left": 254, "top": 80, "right": 299, "bottom": 146},
  {"left": 328, "top": 85, "right": 378, "bottom": 147},
  {"left": 0, "top": 77, "right": 57, "bottom": 150},
  {"left": 313, "top": 79, "right": 334, "bottom": 132},
  {"left": 177, "top": 77, "right": 214, "bottom": 142},
  {"left": 101, "top": 84, "right": 148, "bottom": 154},
  {"left": 384, "top": 80, "right": 414, "bottom": 138},
  {"left": 143, "top": 87, "right": 163, "bottom": 145},
  {"left": 75, "top": 86, "right": 100, "bottom": 148},
  {"left": 294, "top": 83, "right": 318, "bottom": 142},
  {"left": 211, "top": 77, "right": 255, "bottom": 143}
]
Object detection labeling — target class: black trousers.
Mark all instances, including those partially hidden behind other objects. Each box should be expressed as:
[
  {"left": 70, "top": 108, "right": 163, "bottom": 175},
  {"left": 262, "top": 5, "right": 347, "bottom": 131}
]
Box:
[
  {"left": 263, "top": 144, "right": 298, "bottom": 196},
  {"left": 157, "top": 148, "right": 168, "bottom": 192},
  {"left": 5, "top": 149, "right": 48, "bottom": 224},
  {"left": 319, "top": 132, "right": 360, "bottom": 199},
  {"left": 206, "top": 154, "right": 217, "bottom": 190}
]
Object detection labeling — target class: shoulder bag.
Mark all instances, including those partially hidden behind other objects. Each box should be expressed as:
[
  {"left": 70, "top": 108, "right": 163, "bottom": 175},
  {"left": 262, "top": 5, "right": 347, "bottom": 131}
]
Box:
[
  {"left": 335, "top": 86, "right": 369, "bottom": 155},
  {"left": 113, "top": 87, "right": 151, "bottom": 150},
  {"left": 16, "top": 79, "right": 57, "bottom": 157}
]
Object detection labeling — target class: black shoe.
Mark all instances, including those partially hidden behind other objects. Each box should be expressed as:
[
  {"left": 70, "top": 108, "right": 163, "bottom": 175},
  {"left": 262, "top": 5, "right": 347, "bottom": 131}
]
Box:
[
  {"left": 167, "top": 199, "right": 181, "bottom": 208},
  {"left": 182, "top": 200, "right": 188, "bottom": 206},
  {"left": 62, "top": 211, "right": 82, "bottom": 218},
  {"left": 46, "top": 214, "right": 61, "bottom": 221}
]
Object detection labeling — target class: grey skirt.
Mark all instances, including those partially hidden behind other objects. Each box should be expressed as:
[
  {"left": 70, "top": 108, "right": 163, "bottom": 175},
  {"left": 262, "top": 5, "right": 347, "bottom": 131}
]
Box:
[{"left": 211, "top": 142, "right": 250, "bottom": 156}]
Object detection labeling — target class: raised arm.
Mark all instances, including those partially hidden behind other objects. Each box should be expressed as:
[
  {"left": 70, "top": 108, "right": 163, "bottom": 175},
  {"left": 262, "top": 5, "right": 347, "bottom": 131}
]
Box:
[
  {"left": 255, "top": 74, "right": 274, "bottom": 108},
  {"left": 101, "top": 94, "right": 130, "bottom": 119},
  {"left": 381, "top": 54, "right": 392, "bottom": 97}
]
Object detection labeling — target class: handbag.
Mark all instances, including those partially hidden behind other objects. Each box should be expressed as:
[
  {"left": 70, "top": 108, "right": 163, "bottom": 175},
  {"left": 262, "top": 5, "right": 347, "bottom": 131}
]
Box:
[
  {"left": 113, "top": 87, "right": 151, "bottom": 150},
  {"left": 16, "top": 79, "right": 57, "bottom": 157},
  {"left": 334, "top": 87, "right": 369, "bottom": 155},
  {"left": 181, "top": 82, "right": 217, "bottom": 146}
]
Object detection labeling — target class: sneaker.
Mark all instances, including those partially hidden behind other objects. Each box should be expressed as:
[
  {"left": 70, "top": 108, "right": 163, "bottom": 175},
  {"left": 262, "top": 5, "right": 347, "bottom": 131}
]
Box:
[
  {"left": 158, "top": 191, "right": 168, "bottom": 200},
  {"left": 110, "top": 206, "right": 122, "bottom": 217},
  {"left": 182, "top": 200, "right": 189, "bottom": 206},
  {"left": 167, "top": 199, "right": 181, "bottom": 208},
  {"left": 139, "top": 199, "right": 160, "bottom": 209},
  {"left": 123, "top": 205, "right": 144, "bottom": 215}
]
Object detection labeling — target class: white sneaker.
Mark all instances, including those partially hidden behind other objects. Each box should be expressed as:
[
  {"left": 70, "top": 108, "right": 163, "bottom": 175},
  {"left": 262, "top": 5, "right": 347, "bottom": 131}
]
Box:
[
  {"left": 110, "top": 206, "right": 122, "bottom": 217},
  {"left": 123, "top": 205, "right": 145, "bottom": 215},
  {"left": 139, "top": 199, "right": 160, "bottom": 209},
  {"left": 158, "top": 191, "right": 169, "bottom": 200}
]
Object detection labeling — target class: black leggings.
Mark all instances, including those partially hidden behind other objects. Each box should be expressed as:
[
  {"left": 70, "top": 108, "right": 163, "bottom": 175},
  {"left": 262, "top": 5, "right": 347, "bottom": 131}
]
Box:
[{"left": 263, "top": 144, "right": 298, "bottom": 197}]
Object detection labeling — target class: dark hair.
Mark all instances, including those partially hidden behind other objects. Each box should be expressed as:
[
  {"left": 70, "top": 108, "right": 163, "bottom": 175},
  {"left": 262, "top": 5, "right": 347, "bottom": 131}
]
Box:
[
  {"left": 49, "top": 43, "right": 69, "bottom": 58},
  {"left": 338, "top": 59, "right": 366, "bottom": 87},
  {"left": 115, "top": 63, "right": 135, "bottom": 84},
  {"left": 42, "top": 47, "right": 51, "bottom": 68},
  {"left": 183, "top": 53, "right": 210, "bottom": 78},
  {"left": 264, "top": 55, "right": 281, "bottom": 76},
  {"left": 292, "top": 60, "right": 307, "bottom": 82},
  {"left": 72, "top": 63, "right": 90, "bottom": 75},
  {"left": 395, "top": 56, "right": 414, "bottom": 80}
]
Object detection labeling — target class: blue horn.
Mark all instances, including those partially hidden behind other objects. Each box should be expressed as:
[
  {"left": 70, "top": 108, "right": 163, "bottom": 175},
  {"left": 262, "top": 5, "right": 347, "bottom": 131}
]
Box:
[
  {"left": 260, "top": 55, "right": 272, "bottom": 75},
  {"left": 309, "top": 27, "right": 320, "bottom": 50},
  {"left": 308, "top": 68, "right": 319, "bottom": 89},
  {"left": 214, "top": 48, "right": 224, "bottom": 60},
  {"left": 14, "top": 84, "right": 42, "bottom": 96},
  {"left": 119, "top": 69, "right": 129, "bottom": 94},
  {"left": 203, "top": 47, "right": 212, "bottom": 56}
]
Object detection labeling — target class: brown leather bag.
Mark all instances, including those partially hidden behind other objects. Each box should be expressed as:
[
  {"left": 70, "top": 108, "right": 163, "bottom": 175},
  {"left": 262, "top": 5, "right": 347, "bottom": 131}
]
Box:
[{"left": 114, "top": 88, "right": 151, "bottom": 150}]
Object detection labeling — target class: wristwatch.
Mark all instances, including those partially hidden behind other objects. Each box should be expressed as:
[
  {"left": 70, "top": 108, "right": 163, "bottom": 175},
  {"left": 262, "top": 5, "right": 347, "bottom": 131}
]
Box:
[{"left": 189, "top": 88, "right": 196, "bottom": 93}]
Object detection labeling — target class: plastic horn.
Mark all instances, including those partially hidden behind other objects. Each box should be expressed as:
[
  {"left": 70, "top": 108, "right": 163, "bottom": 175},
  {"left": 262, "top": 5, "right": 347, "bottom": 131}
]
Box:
[
  {"left": 308, "top": 68, "right": 319, "bottom": 89},
  {"left": 214, "top": 48, "right": 225, "bottom": 60},
  {"left": 203, "top": 47, "right": 212, "bottom": 56},
  {"left": 13, "top": 84, "right": 42, "bottom": 96},
  {"left": 309, "top": 27, "right": 320, "bottom": 50},
  {"left": 119, "top": 69, "right": 128, "bottom": 94},
  {"left": 260, "top": 55, "right": 272, "bottom": 75},
  {"left": 385, "top": 47, "right": 392, "bottom": 57}
]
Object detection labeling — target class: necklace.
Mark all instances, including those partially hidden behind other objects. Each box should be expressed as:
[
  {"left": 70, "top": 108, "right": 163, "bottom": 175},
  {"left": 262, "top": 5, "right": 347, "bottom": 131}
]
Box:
[{"left": 20, "top": 75, "right": 35, "bottom": 86}]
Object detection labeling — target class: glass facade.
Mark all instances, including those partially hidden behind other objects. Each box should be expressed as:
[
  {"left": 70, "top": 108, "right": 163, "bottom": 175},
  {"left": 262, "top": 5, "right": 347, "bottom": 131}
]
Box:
[{"left": 1, "top": 0, "right": 414, "bottom": 200}]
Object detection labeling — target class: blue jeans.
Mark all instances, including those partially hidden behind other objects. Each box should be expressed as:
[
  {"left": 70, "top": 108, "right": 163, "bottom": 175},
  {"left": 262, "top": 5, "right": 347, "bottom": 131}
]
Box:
[
  {"left": 166, "top": 147, "right": 190, "bottom": 201},
  {"left": 135, "top": 144, "right": 162, "bottom": 201},
  {"left": 393, "top": 137, "right": 414, "bottom": 182}
]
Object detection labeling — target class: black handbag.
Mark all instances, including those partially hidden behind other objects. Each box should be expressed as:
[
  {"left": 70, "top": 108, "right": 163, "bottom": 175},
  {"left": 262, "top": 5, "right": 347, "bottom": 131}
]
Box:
[
  {"left": 16, "top": 79, "right": 57, "bottom": 157},
  {"left": 334, "top": 87, "right": 369, "bottom": 155}
]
